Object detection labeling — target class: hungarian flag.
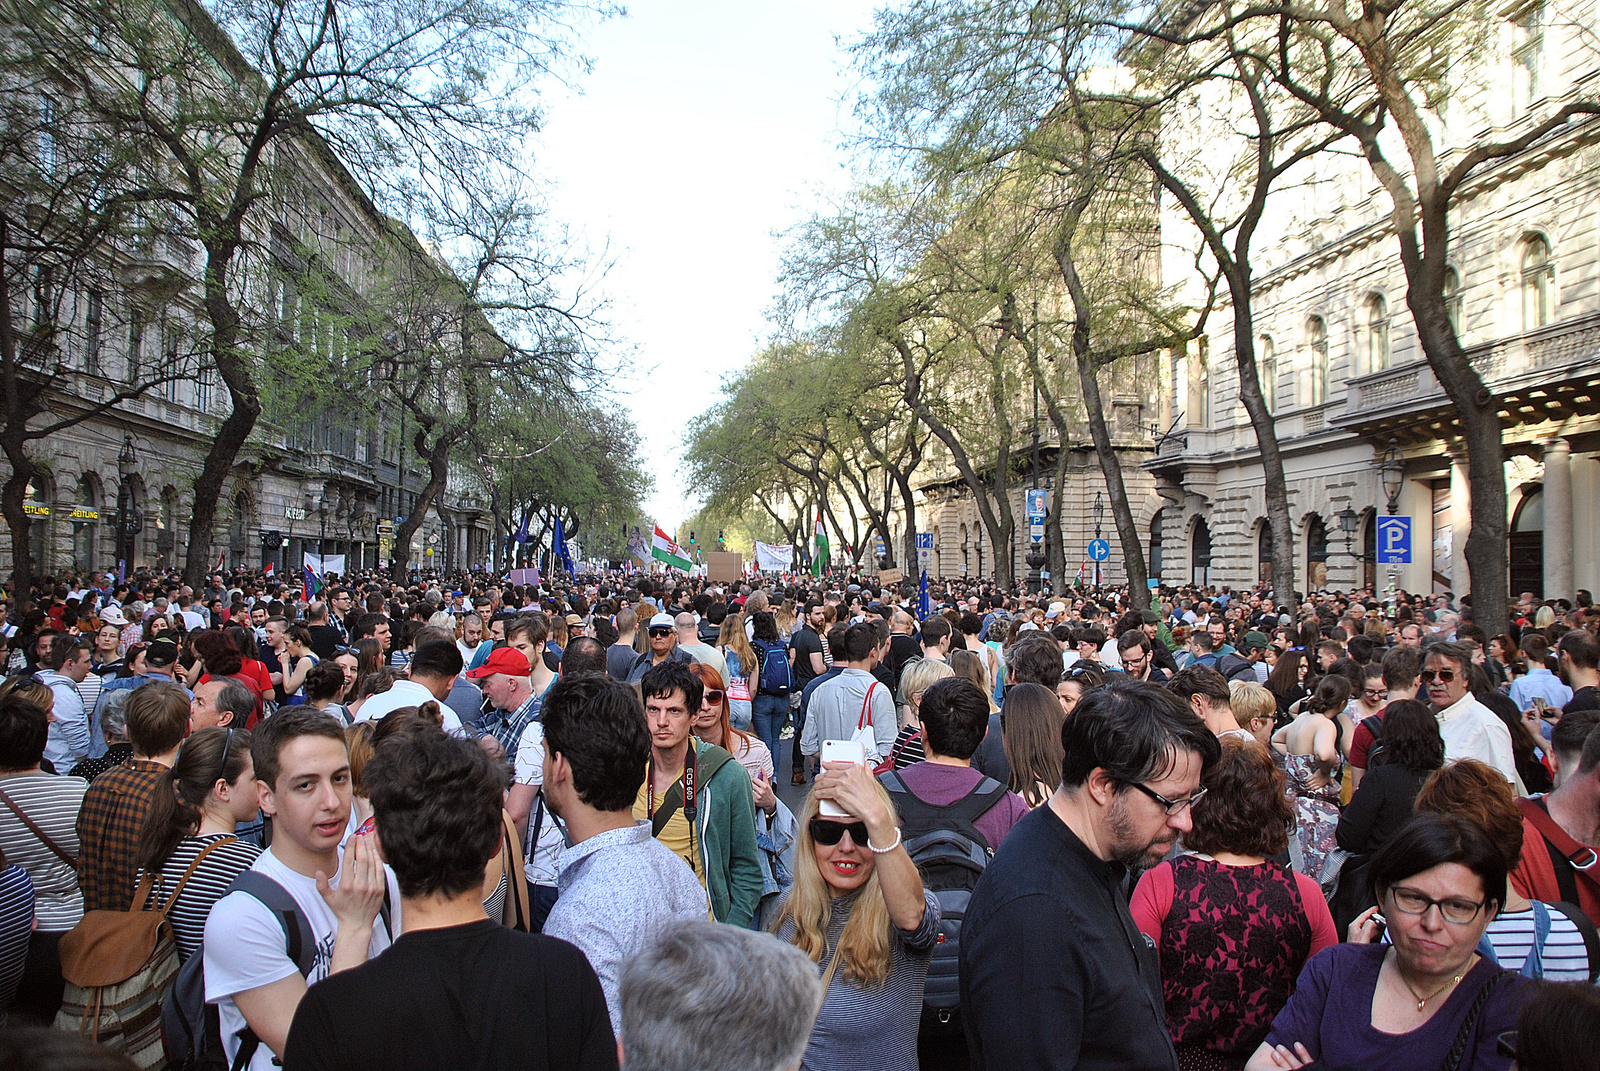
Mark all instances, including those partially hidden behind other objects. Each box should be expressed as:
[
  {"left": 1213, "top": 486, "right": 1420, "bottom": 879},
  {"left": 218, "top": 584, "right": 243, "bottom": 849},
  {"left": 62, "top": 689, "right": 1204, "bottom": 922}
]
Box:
[
  {"left": 812, "top": 515, "right": 829, "bottom": 577},
  {"left": 652, "top": 526, "right": 692, "bottom": 572}
]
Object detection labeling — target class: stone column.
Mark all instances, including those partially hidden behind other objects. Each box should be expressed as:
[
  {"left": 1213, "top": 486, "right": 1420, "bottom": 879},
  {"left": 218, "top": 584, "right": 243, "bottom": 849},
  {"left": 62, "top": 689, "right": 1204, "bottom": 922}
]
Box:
[
  {"left": 1543, "top": 439, "right": 1574, "bottom": 600},
  {"left": 1450, "top": 453, "right": 1472, "bottom": 597}
]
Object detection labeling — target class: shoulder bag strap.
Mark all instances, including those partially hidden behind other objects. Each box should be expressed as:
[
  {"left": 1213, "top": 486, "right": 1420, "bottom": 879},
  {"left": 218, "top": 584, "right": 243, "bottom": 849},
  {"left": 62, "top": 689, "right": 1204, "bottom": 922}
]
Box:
[
  {"left": 858, "top": 681, "right": 878, "bottom": 731},
  {"left": 501, "top": 809, "right": 531, "bottom": 931},
  {"left": 0, "top": 784, "right": 77, "bottom": 867},
  {"left": 1520, "top": 900, "right": 1550, "bottom": 978},
  {"left": 1518, "top": 797, "right": 1600, "bottom": 899},
  {"left": 157, "top": 837, "right": 239, "bottom": 914},
  {"left": 1441, "top": 970, "right": 1508, "bottom": 1071}
]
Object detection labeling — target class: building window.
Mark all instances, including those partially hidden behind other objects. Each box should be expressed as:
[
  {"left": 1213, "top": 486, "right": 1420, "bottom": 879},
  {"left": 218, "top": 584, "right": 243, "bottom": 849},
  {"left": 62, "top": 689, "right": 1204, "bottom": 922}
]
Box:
[
  {"left": 84, "top": 290, "right": 103, "bottom": 372},
  {"left": 1522, "top": 235, "right": 1552, "bottom": 330},
  {"left": 1258, "top": 335, "right": 1276, "bottom": 413},
  {"left": 39, "top": 96, "right": 57, "bottom": 175},
  {"left": 1307, "top": 316, "right": 1329, "bottom": 406},
  {"left": 127, "top": 319, "right": 144, "bottom": 381},
  {"left": 1443, "top": 267, "right": 1462, "bottom": 336},
  {"left": 1149, "top": 509, "right": 1164, "bottom": 577},
  {"left": 1365, "top": 293, "right": 1390, "bottom": 374},
  {"left": 1513, "top": 3, "right": 1544, "bottom": 117},
  {"left": 1190, "top": 336, "right": 1210, "bottom": 427},
  {"left": 197, "top": 365, "right": 214, "bottom": 414}
]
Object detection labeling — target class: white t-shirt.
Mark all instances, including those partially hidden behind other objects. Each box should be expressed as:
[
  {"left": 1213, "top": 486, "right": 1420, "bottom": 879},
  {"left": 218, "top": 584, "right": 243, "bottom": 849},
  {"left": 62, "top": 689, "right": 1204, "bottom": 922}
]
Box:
[
  {"left": 203, "top": 846, "right": 401, "bottom": 1071},
  {"left": 512, "top": 721, "right": 568, "bottom": 887},
  {"left": 351, "top": 679, "right": 464, "bottom": 735}
]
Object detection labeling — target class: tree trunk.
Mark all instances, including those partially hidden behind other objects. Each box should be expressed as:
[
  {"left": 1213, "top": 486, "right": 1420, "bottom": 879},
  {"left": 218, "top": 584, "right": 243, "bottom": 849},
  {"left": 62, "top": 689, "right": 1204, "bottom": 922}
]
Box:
[
  {"left": 184, "top": 247, "right": 260, "bottom": 588},
  {"left": 1056, "top": 234, "right": 1151, "bottom": 608},
  {"left": 390, "top": 424, "right": 456, "bottom": 582},
  {"left": 1044, "top": 443, "right": 1071, "bottom": 590},
  {"left": 1226, "top": 268, "right": 1298, "bottom": 599},
  {"left": 1413, "top": 301, "right": 1509, "bottom": 636},
  {"left": 0, "top": 226, "right": 36, "bottom": 598},
  {"left": 2, "top": 453, "right": 35, "bottom": 600}
]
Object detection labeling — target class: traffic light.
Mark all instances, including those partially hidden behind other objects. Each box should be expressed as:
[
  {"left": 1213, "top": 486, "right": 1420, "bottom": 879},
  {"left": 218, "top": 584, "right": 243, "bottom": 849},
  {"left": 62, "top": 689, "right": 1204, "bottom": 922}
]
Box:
[
  {"left": 718, "top": 529, "right": 725, "bottom": 545},
  {"left": 689, "top": 530, "right": 696, "bottom": 544}
]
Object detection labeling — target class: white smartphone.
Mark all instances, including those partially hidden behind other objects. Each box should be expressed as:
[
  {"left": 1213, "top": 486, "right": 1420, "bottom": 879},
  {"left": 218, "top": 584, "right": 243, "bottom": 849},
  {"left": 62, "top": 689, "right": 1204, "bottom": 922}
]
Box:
[{"left": 818, "top": 739, "right": 867, "bottom": 817}]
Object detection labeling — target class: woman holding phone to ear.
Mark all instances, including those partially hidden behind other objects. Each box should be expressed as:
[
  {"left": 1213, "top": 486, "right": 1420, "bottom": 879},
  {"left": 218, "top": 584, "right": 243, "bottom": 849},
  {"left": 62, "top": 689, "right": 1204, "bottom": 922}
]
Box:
[{"left": 771, "top": 760, "right": 937, "bottom": 1071}]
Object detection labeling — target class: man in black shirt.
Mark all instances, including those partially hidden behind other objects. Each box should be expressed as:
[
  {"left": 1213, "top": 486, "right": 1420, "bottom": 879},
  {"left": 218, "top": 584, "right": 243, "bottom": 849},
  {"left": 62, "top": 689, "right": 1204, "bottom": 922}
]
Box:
[
  {"left": 960, "top": 680, "right": 1220, "bottom": 1071},
  {"left": 787, "top": 601, "right": 828, "bottom": 783},
  {"left": 1560, "top": 630, "right": 1600, "bottom": 714},
  {"left": 282, "top": 729, "right": 616, "bottom": 1071}
]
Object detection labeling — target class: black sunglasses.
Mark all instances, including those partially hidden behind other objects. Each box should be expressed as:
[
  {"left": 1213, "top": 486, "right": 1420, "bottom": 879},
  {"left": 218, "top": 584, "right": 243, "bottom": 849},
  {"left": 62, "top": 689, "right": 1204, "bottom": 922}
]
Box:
[
  {"left": 647, "top": 627, "right": 673, "bottom": 637},
  {"left": 809, "top": 817, "right": 870, "bottom": 846}
]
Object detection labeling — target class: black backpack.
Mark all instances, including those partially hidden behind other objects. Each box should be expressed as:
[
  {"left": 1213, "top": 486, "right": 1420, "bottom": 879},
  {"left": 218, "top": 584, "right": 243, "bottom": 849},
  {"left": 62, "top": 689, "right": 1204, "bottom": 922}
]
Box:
[
  {"left": 162, "top": 872, "right": 391, "bottom": 1071},
  {"left": 1360, "top": 714, "right": 1387, "bottom": 768},
  {"left": 878, "top": 769, "right": 1008, "bottom": 1019}
]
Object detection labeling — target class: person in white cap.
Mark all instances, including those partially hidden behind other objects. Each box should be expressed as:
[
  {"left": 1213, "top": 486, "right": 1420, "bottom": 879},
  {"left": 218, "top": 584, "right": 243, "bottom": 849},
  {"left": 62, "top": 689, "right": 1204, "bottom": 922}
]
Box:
[{"left": 624, "top": 612, "right": 694, "bottom": 684}]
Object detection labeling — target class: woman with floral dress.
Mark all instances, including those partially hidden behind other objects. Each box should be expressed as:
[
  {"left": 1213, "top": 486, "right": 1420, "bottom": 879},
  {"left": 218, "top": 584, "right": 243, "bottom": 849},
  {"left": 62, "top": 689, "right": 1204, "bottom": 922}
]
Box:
[{"left": 1272, "top": 675, "right": 1350, "bottom": 878}]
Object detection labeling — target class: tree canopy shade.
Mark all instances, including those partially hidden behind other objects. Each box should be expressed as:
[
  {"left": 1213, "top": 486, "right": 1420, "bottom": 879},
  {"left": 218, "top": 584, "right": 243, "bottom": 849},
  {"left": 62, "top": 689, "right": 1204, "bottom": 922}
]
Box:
[{"left": 3, "top": 0, "right": 613, "bottom": 587}]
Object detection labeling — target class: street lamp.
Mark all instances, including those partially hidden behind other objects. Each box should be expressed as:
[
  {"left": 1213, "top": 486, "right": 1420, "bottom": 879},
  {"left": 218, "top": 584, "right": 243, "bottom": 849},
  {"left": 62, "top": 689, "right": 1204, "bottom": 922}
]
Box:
[
  {"left": 1380, "top": 438, "right": 1404, "bottom": 514},
  {"left": 316, "top": 489, "right": 330, "bottom": 558},
  {"left": 115, "top": 434, "right": 139, "bottom": 572}
]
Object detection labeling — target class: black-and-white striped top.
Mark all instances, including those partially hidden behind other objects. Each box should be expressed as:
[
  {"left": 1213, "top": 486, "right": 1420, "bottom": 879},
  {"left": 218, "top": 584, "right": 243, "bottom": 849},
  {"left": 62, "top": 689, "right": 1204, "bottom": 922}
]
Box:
[
  {"left": 145, "top": 833, "right": 263, "bottom": 961},
  {"left": 0, "top": 772, "right": 87, "bottom": 930},
  {"left": 777, "top": 887, "right": 940, "bottom": 1071},
  {"left": 1485, "top": 905, "right": 1593, "bottom": 982}
]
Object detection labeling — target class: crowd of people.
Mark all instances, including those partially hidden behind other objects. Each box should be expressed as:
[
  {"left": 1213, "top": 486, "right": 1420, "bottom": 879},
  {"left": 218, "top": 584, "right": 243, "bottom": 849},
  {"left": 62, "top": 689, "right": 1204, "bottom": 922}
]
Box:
[{"left": 0, "top": 564, "right": 1597, "bottom": 1070}]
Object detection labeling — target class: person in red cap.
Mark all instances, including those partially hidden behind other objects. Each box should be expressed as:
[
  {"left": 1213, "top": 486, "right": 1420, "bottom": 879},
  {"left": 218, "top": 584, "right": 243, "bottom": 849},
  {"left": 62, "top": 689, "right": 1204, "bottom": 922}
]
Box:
[{"left": 467, "top": 646, "right": 541, "bottom": 758}]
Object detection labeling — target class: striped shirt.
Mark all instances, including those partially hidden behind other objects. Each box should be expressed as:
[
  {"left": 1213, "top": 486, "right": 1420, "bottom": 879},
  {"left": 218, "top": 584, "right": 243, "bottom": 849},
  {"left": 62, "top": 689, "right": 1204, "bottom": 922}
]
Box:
[
  {"left": 777, "top": 887, "right": 941, "bottom": 1071},
  {"left": 0, "top": 772, "right": 88, "bottom": 930},
  {"left": 144, "top": 834, "right": 263, "bottom": 962},
  {"left": 0, "top": 864, "right": 35, "bottom": 1020},
  {"left": 1485, "top": 904, "right": 1592, "bottom": 982}
]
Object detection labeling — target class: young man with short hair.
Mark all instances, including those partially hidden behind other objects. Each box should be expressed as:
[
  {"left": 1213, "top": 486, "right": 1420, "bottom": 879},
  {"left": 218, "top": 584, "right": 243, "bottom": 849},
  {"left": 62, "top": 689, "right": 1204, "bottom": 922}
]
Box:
[
  {"left": 634, "top": 661, "right": 763, "bottom": 927},
  {"left": 282, "top": 728, "right": 616, "bottom": 1070},
  {"left": 1166, "top": 665, "right": 1251, "bottom": 743},
  {"left": 540, "top": 674, "right": 706, "bottom": 1032},
  {"left": 1560, "top": 630, "right": 1600, "bottom": 714},
  {"left": 204, "top": 708, "right": 400, "bottom": 1071},
  {"left": 75, "top": 681, "right": 189, "bottom": 911},
  {"left": 36, "top": 634, "right": 92, "bottom": 769},
  {"left": 351, "top": 639, "right": 465, "bottom": 734}
]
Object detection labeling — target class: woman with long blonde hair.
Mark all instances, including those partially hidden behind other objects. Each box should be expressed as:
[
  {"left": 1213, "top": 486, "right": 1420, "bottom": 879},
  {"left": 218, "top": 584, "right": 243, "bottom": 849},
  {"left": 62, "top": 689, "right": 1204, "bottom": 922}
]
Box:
[
  {"left": 776, "top": 598, "right": 798, "bottom": 640},
  {"left": 770, "top": 762, "right": 936, "bottom": 1071},
  {"left": 717, "top": 613, "right": 759, "bottom": 731}
]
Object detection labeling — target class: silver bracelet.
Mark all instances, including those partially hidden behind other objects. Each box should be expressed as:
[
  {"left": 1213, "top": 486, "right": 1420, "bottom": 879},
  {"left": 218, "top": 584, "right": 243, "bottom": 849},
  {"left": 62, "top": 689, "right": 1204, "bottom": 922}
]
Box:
[{"left": 868, "top": 828, "right": 902, "bottom": 854}]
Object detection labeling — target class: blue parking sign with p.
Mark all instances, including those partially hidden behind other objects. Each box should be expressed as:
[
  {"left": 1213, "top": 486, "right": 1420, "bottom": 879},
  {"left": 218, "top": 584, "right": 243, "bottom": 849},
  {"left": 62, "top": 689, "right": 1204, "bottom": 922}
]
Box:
[{"left": 1377, "top": 516, "right": 1411, "bottom": 564}]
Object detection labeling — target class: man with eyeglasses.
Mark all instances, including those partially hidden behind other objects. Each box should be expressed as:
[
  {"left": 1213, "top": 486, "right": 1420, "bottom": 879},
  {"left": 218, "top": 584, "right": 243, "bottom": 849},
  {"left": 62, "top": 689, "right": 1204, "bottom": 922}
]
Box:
[
  {"left": 623, "top": 613, "right": 692, "bottom": 684},
  {"left": 961, "top": 680, "right": 1220, "bottom": 1071},
  {"left": 1423, "top": 642, "right": 1519, "bottom": 787}
]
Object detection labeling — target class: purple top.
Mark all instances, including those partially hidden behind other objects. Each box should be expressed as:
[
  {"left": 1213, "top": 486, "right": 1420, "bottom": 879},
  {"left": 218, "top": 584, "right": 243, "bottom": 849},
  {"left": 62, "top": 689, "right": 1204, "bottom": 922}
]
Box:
[
  {"left": 1265, "top": 944, "right": 1527, "bottom": 1071},
  {"left": 894, "top": 761, "right": 1031, "bottom": 851}
]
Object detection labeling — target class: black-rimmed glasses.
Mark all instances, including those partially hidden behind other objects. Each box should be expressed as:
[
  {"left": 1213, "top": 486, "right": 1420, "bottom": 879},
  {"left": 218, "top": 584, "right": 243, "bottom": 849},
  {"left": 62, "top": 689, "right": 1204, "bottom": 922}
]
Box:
[
  {"left": 1386, "top": 885, "right": 1486, "bottom": 925},
  {"left": 1129, "top": 782, "right": 1207, "bottom": 815}
]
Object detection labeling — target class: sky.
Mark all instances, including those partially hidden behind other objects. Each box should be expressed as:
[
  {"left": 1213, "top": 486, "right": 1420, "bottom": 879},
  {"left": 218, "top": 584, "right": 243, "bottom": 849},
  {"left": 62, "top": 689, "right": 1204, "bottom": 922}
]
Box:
[{"left": 535, "top": 0, "right": 880, "bottom": 534}]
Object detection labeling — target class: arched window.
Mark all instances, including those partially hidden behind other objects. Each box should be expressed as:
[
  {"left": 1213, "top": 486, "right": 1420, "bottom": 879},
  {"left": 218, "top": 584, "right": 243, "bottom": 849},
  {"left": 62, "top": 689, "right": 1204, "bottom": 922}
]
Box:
[
  {"left": 1307, "top": 316, "right": 1329, "bottom": 406},
  {"left": 26, "top": 476, "right": 53, "bottom": 570},
  {"left": 72, "top": 474, "right": 98, "bottom": 573},
  {"left": 1191, "top": 517, "right": 1212, "bottom": 587},
  {"left": 1306, "top": 514, "right": 1329, "bottom": 590},
  {"left": 1365, "top": 293, "right": 1390, "bottom": 373},
  {"left": 1258, "top": 523, "right": 1273, "bottom": 584},
  {"left": 1522, "top": 235, "right": 1552, "bottom": 330},
  {"left": 1443, "top": 267, "right": 1462, "bottom": 336},
  {"left": 1258, "top": 336, "right": 1276, "bottom": 413},
  {"left": 1149, "top": 509, "right": 1164, "bottom": 577}
]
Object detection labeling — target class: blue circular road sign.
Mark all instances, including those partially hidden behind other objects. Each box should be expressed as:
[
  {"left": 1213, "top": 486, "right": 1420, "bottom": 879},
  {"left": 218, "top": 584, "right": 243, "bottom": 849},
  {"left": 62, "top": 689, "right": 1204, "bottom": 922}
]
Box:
[{"left": 1087, "top": 539, "right": 1110, "bottom": 562}]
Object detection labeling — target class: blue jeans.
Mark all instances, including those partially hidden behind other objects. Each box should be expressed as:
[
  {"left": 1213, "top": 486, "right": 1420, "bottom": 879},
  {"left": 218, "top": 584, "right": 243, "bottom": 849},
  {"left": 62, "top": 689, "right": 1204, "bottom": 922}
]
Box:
[{"left": 752, "top": 693, "right": 788, "bottom": 771}]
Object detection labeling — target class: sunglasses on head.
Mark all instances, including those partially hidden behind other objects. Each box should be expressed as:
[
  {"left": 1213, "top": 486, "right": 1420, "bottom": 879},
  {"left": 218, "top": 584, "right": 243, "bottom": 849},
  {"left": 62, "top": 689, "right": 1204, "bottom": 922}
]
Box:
[{"left": 809, "top": 816, "right": 870, "bottom": 846}]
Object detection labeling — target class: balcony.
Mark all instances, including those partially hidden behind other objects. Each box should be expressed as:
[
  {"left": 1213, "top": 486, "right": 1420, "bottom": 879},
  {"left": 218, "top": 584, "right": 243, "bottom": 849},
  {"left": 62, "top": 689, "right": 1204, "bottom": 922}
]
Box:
[{"left": 1336, "top": 312, "right": 1600, "bottom": 441}]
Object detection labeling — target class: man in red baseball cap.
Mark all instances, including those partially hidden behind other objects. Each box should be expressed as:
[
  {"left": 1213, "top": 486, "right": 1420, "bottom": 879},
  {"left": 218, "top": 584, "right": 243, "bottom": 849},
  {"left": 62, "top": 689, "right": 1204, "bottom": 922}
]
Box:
[{"left": 467, "top": 647, "right": 538, "bottom": 757}]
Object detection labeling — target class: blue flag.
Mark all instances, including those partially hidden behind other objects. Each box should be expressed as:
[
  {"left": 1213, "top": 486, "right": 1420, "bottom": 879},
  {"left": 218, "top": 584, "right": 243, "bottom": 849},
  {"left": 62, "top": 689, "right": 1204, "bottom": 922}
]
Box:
[
  {"left": 553, "top": 516, "right": 576, "bottom": 574},
  {"left": 918, "top": 570, "right": 930, "bottom": 618},
  {"left": 514, "top": 510, "right": 531, "bottom": 544}
]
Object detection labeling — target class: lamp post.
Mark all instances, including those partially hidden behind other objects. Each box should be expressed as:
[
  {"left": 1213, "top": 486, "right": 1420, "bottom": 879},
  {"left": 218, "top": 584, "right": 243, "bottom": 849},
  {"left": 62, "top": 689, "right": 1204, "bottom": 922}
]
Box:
[
  {"left": 317, "top": 490, "right": 330, "bottom": 559},
  {"left": 115, "top": 434, "right": 138, "bottom": 574},
  {"left": 1380, "top": 438, "right": 1404, "bottom": 514},
  {"left": 1092, "top": 491, "right": 1105, "bottom": 587}
]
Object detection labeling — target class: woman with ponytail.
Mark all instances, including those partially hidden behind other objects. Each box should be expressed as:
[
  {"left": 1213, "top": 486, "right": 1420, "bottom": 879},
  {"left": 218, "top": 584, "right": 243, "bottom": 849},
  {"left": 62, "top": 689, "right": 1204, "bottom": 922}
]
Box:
[{"left": 134, "top": 726, "right": 262, "bottom": 961}]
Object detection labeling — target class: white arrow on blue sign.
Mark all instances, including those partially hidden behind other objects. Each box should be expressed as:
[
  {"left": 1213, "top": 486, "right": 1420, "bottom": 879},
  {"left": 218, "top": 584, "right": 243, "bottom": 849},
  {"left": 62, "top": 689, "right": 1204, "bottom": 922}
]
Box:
[
  {"left": 1377, "top": 516, "right": 1412, "bottom": 564},
  {"left": 1087, "top": 538, "right": 1110, "bottom": 562}
]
